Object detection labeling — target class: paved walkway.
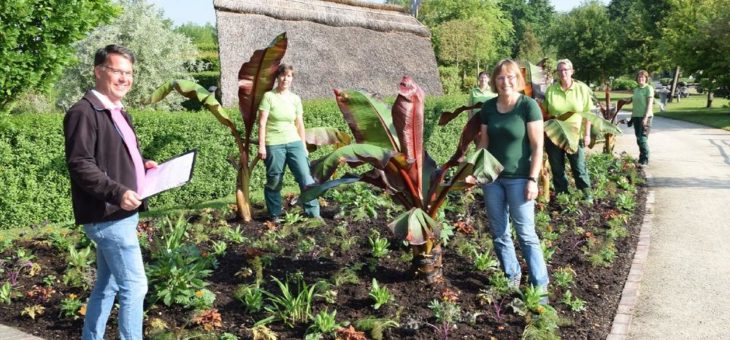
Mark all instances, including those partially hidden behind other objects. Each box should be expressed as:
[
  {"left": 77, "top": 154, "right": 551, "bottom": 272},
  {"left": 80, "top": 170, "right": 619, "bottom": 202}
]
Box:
[
  {"left": 612, "top": 116, "right": 730, "bottom": 339},
  {"left": 0, "top": 323, "right": 43, "bottom": 340}
]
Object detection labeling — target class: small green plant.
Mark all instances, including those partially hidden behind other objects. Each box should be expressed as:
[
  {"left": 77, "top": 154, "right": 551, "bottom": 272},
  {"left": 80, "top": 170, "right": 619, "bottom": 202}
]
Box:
[
  {"left": 338, "top": 235, "right": 358, "bottom": 252},
  {"left": 41, "top": 274, "right": 57, "bottom": 287},
  {"left": 541, "top": 240, "right": 556, "bottom": 262},
  {"left": 262, "top": 274, "right": 319, "bottom": 328},
  {"left": 0, "top": 282, "right": 14, "bottom": 304},
  {"left": 59, "top": 293, "right": 85, "bottom": 319},
  {"left": 355, "top": 316, "right": 400, "bottom": 340},
  {"left": 211, "top": 240, "right": 228, "bottom": 257},
  {"left": 219, "top": 333, "right": 239, "bottom": 340},
  {"left": 473, "top": 250, "right": 499, "bottom": 272},
  {"left": 439, "top": 222, "right": 455, "bottom": 246},
  {"left": 296, "top": 236, "right": 317, "bottom": 256},
  {"left": 222, "top": 225, "right": 247, "bottom": 244},
  {"left": 427, "top": 295, "right": 462, "bottom": 339},
  {"left": 332, "top": 265, "right": 361, "bottom": 286},
  {"left": 283, "top": 210, "right": 306, "bottom": 226},
  {"left": 189, "top": 289, "right": 216, "bottom": 310},
  {"left": 314, "top": 281, "right": 338, "bottom": 304},
  {"left": 561, "top": 290, "right": 587, "bottom": 312},
  {"left": 488, "top": 271, "right": 512, "bottom": 295},
  {"left": 369, "top": 278, "right": 391, "bottom": 310},
  {"left": 616, "top": 192, "right": 636, "bottom": 212},
  {"left": 305, "top": 309, "right": 341, "bottom": 339},
  {"left": 146, "top": 244, "right": 214, "bottom": 307},
  {"left": 234, "top": 284, "right": 264, "bottom": 313},
  {"left": 552, "top": 266, "right": 576, "bottom": 289},
  {"left": 368, "top": 231, "right": 390, "bottom": 259}
]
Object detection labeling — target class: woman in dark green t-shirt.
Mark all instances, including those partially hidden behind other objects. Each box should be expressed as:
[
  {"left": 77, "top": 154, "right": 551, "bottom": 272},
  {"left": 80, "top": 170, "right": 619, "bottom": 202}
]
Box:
[{"left": 478, "top": 59, "right": 549, "bottom": 296}]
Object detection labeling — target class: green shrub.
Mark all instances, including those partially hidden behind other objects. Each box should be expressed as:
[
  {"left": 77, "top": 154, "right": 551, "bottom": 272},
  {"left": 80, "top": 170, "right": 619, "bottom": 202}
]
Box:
[
  {"left": 438, "top": 66, "right": 462, "bottom": 95},
  {"left": 611, "top": 77, "right": 638, "bottom": 91},
  {"left": 0, "top": 94, "right": 473, "bottom": 229}
]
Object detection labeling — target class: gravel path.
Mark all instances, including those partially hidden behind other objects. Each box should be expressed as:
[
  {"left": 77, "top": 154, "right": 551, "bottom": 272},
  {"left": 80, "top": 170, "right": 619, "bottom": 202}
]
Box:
[{"left": 613, "top": 115, "right": 730, "bottom": 339}]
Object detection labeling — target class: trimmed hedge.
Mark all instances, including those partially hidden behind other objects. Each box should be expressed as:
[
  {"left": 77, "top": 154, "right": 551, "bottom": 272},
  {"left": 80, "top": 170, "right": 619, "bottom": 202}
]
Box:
[{"left": 0, "top": 94, "right": 471, "bottom": 230}]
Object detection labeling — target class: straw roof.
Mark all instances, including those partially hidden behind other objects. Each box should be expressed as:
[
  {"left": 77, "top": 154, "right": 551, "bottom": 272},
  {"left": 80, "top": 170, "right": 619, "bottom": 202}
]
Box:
[{"left": 214, "top": 0, "right": 443, "bottom": 105}]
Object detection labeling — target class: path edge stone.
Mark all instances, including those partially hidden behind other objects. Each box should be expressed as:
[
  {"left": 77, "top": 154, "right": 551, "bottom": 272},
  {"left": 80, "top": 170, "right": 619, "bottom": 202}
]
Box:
[{"left": 607, "top": 168, "right": 655, "bottom": 340}]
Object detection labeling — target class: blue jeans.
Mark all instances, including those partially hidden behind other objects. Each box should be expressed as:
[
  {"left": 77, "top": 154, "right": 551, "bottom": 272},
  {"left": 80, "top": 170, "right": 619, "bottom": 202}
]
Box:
[
  {"left": 483, "top": 178, "right": 549, "bottom": 288},
  {"left": 264, "top": 141, "right": 320, "bottom": 218},
  {"left": 83, "top": 213, "right": 147, "bottom": 340}
]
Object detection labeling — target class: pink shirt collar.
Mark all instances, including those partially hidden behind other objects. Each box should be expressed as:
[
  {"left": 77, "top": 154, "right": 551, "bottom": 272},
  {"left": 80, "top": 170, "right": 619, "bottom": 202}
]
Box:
[{"left": 90, "top": 89, "right": 124, "bottom": 110}]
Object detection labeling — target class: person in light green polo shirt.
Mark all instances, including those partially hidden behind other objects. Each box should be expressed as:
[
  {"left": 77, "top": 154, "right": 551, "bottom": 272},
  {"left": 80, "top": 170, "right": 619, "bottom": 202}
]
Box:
[
  {"left": 258, "top": 64, "right": 319, "bottom": 221},
  {"left": 543, "top": 59, "right": 593, "bottom": 202},
  {"left": 469, "top": 71, "right": 497, "bottom": 117},
  {"left": 618, "top": 70, "right": 654, "bottom": 166}
]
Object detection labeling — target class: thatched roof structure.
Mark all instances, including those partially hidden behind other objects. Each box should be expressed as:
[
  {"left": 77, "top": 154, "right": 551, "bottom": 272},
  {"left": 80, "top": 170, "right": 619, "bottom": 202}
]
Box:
[{"left": 214, "top": 0, "right": 443, "bottom": 106}]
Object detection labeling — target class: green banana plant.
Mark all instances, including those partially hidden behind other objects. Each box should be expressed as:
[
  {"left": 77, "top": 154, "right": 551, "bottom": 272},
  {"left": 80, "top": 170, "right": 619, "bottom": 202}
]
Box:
[
  {"left": 148, "top": 33, "right": 348, "bottom": 221},
  {"left": 301, "top": 77, "right": 503, "bottom": 284}
]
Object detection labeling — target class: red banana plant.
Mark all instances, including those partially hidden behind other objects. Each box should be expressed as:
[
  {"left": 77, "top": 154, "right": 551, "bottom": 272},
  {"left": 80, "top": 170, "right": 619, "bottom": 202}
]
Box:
[{"left": 302, "top": 77, "right": 503, "bottom": 284}]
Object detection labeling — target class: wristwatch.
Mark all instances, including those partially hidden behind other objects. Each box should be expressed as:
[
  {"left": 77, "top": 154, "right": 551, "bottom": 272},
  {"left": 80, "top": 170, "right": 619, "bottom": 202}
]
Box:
[{"left": 528, "top": 176, "right": 537, "bottom": 183}]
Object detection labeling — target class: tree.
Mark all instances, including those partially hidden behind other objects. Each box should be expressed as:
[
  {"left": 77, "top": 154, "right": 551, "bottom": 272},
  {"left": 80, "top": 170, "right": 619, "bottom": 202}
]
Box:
[
  {"left": 499, "top": 0, "right": 556, "bottom": 58},
  {"left": 516, "top": 25, "right": 544, "bottom": 63},
  {"left": 54, "top": 0, "right": 202, "bottom": 110},
  {"left": 547, "top": 1, "right": 619, "bottom": 85},
  {"left": 0, "top": 0, "right": 118, "bottom": 111},
  {"left": 607, "top": 0, "right": 672, "bottom": 74},
  {"left": 660, "top": 0, "right": 730, "bottom": 107}
]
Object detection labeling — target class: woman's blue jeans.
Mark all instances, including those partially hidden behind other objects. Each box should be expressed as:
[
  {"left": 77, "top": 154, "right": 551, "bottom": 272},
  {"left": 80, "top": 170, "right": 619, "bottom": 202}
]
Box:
[
  {"left": 264, "top": 141, "right": 320, "bottom": 218},
  {"left": 82, "top": 213, "right": 147, "bottom": 340},
  {"left": 483, "top": 178, "right": 549, "bottom": 288}
]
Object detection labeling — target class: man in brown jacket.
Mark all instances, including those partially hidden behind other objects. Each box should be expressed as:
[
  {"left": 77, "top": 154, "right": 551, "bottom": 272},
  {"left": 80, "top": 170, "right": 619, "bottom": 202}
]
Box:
[{"left": 63, "top": 44, "right": 156, "bottom": 340}]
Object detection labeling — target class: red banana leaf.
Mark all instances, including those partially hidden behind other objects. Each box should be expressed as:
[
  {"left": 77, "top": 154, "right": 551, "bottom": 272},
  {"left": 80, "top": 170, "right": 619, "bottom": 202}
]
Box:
[
  {"left": 438, "top": 103, "right": 481, "bottom": 126},
  {"left": 388, "top": 208, "right": 439, "bottom": 246},
  {"left": 309, "top": 144, "right": 408, "bottom": 183},
  {"left": 304, "top": 127, "right": 352, "bottom": 152},
  {"left": 334, "top": 89, "right": 400, "bottom": 151},
  {"left": 238, "top": 32, "right": 288, "bottom": 159},
  {"left": 391, "top": 76, "right": 425, "bottom": 202}
]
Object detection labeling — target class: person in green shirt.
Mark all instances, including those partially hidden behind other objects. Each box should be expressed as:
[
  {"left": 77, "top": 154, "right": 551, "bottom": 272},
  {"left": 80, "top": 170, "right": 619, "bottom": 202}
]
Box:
[
  {"left": 258, "top": 64, "right": 320, "bottom": 221},
  {"left": 469, "top": 71, "right": 497, "bottom": 116},
  {"left": 543, "top": 58, "right": 593, "bottom": 202},
  {"left": 478, "top": 59, "right": 549, "bottom": 296},
  {"left": 618, "top": 70, "right": 654, "bottom": 166}
]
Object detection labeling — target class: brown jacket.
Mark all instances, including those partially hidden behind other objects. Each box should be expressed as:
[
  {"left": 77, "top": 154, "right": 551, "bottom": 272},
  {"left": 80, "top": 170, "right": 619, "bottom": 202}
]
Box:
[{"left": 63, "top": 91, "right": 147, "bottom": 225}]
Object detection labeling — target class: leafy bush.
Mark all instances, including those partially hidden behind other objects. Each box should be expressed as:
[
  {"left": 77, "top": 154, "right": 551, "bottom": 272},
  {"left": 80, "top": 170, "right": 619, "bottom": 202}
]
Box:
[
  {"left": 438, "top": 66, "right": 462, "bottom": 95},
  {"left": 0, "top": 0, "right": 118, "bottom": 111},
  {"left": 611, "top": 77, "right": 638, "bottom": 91},
  {"left": 54, "top": 0, "right": 202, "bottom": 110}
]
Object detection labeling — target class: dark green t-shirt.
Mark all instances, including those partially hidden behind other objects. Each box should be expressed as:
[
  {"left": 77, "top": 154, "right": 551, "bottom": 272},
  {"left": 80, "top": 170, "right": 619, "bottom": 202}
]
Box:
[{"left": 479, "top": 95, "right": 542, "bottom": 178}]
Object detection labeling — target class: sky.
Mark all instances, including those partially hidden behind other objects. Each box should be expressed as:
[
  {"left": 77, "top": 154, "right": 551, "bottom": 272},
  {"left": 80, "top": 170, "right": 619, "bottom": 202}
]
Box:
[{"left": 149, "top": 0, "right": 607, "bottom": 27}]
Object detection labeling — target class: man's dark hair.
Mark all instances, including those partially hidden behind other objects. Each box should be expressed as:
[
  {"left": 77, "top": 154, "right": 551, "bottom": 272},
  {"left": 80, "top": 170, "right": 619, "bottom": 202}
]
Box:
[
  {"left": 94, "top": 44, "right": 136, "bottom": 66},
  {"left": 275, "top": 64, "right": 295, "bottom": 78}
]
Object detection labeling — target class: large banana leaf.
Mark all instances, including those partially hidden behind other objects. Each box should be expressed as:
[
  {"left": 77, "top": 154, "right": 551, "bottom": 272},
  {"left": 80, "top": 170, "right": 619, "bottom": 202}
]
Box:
[
  {"left": 443, "top": 114, "right": 481, "bottom": 168},
  {"left": 580, "top": 111, "right": 622, "bottom": 136},
  {"left": 238, "top": 33, "right": 287, "bottom": 153},
  {"left": 304, "top": 127, "right": 352, "bottom": 151},
  {"left": 430, "top": 149, "right": 503, "bottom": 211},
  {"left": 310, "top": 144, "right": 408, "bottom": 183},
  {"left": 392, "top": 76, "right": 425, "bottom": 202},
  {"left": 147, "top": 80, "right": 236, "bottom": 133},
  {"left": 334, "top": 89, "right": 400, "bottom": 151},
  {"left": 438, "top": 103, "right": 481, "bottom": 126},
  {"left": 388, "top": 208, "right": 440, "bottom": 246},
  {"left": 299, "top": 174, "right": 360, "bottom": 203},
  {"left": 544, "top": 112, "right": 581, "bottom": 154}
]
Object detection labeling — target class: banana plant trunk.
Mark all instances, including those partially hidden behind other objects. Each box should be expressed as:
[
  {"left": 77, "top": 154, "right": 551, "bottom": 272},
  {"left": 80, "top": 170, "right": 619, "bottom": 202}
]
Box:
[
  {"left": 235, "top": 156, "right": 253, "bottom": 222},
  {"left": 603, "top": 133, "right": 616, "bottom": 154},
  {"left": 411, "top": 243, "right": 443, "bottom": 284}
]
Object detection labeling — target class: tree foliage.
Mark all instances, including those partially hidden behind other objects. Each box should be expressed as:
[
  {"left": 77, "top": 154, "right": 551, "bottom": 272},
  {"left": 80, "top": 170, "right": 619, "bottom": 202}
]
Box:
[
  {"left": 547, "top": 1, "right": 619, "bottom": 85},
  {"left": 607, "top": 0, "right": 671, "bottom": 74},
  {"left": 54, "top": 0, "right": 202, "bottom": 110},
  {"left": 499, "top": 0, "right": 555, "bottom": 58},
  {"left": 660, "top": 0, "right": 730, "bottom": 103},
  {"left": 0, "top": 0, "right": 118, "bottom": 111}
]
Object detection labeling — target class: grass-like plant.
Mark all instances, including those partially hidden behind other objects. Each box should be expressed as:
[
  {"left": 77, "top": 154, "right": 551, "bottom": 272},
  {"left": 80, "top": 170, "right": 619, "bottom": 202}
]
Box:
[
  {"left": 369, "top": 278, "right": 391, "bottom": 310},
  {"left": 211, "top": 240, "right": 227, "bottom": 257},
  {"left": 332, "top": 265, "right": 361, "bottom": 287},
  {"left": 262, "top": 274, "right": 320, "bottom": 328},
  {"left": 354, "top": 316, "right": 400, "bottom": 340}
]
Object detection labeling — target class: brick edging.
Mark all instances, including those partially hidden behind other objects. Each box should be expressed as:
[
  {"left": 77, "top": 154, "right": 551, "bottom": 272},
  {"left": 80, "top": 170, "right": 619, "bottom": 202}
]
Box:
[{"left": 607, "top": 168, "right": 655, "bottom": 339}]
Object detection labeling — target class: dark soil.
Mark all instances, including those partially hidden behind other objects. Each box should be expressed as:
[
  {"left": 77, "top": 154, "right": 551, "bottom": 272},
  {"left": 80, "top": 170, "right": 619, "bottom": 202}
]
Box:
[{"left": 0, "top": 181, "right": 647, "bottom": 339}]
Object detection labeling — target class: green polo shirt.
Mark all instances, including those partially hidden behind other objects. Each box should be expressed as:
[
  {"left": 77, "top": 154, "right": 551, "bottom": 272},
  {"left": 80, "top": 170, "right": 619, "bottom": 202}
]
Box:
[
  {"left": 479, "top": 95, "right": 542, "bottom": 178},
  {"left": 631, "top": 84, "right": 654, "bottom": 118},
  {"left": 258, "top": 90, "right": 303, "bottom": 145},
  {"left": 469, "top": 87, "right": 497, "bottom": 117},
  {"left": 544, "top": 80, "right": 593, "bottom": 131}
]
